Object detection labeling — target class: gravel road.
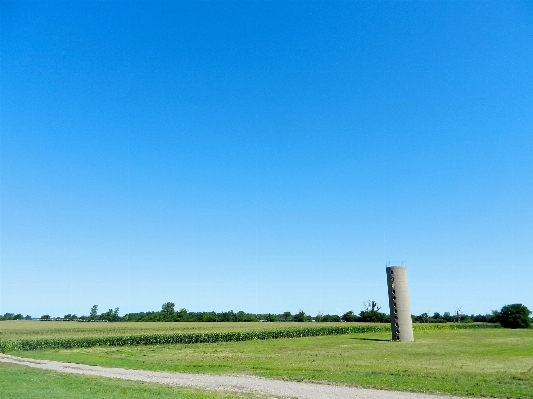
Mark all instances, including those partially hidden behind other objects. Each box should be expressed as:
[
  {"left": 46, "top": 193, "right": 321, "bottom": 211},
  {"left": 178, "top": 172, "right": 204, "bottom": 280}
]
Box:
[{"left": 1, "top": 353, "right": 465, "bottom": 399}]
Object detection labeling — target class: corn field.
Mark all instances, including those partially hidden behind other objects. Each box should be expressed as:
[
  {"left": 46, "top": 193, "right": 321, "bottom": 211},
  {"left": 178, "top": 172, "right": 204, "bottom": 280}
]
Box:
[{"left": 0, "top": 323, "right": 498, "bottom": 352}]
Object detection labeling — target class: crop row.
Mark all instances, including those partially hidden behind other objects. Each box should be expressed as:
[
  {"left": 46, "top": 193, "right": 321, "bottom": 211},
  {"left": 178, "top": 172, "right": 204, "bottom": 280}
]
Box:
[{"left": 0, "top": 323, "right": 497, "bottom": 352}]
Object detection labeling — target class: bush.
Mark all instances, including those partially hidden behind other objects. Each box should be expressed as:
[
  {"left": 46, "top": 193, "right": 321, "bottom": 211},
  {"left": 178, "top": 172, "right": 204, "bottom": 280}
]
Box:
[
  {"left": 499, "top": 304, "right": 531, "bottom": 329},
  {"left": 358, "top": 310, "right": 389, "bottom": 323},
  {"left": 341, "top": 311, "right": 359, "bottom": 322}
]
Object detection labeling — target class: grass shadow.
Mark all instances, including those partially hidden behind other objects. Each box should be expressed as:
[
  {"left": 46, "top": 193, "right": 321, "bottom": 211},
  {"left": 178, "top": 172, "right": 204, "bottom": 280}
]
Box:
[{"left": 349, "top": 337, "right": 391, "bottom": 342}]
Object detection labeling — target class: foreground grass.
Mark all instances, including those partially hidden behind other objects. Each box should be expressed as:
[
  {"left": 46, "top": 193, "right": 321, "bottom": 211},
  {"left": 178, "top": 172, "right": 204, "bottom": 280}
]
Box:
[
  {"left": 12, "top": 328, "right": 533, "bottom": 398},
  {"left": 0, "top": 362, "right": 271, "bottom": 399}
]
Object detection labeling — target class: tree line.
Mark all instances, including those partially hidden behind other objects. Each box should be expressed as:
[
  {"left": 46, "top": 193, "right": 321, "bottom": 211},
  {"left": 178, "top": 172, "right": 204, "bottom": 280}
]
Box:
[{"left": 2, "top": 302, "right": 530, "bottom": 328}]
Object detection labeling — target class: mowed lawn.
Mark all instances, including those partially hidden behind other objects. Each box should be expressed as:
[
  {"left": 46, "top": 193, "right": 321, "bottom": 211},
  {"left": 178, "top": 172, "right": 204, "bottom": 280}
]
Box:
[{"left": 9, "top": 328, "right": 533, "bottom": 398}]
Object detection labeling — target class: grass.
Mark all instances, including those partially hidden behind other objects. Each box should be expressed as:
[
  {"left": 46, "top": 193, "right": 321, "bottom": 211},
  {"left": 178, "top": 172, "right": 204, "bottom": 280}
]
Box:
[
  {"left": 0, "top": 362, "right": 281, "bottom": 399},
  {"left": 9, "top": 328, "right": 533, "bottom": 398},
  {"left": 0, "top": 321, "right": 496, "bottom": 352}
]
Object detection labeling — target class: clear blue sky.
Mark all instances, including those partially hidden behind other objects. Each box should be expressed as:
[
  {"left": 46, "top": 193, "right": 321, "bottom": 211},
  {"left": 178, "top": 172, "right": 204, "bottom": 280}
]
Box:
[{"left": 1, "top": 0, "right": 532, "bottom": 318}]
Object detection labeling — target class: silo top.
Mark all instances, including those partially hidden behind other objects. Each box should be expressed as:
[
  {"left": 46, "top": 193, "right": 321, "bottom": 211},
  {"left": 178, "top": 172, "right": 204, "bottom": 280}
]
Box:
[{"left": 386, "top": 266, "right": 407, "bottom": 272}]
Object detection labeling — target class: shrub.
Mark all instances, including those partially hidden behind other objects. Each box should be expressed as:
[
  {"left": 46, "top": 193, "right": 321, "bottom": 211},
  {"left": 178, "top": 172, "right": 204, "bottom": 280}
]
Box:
[
  {"left": 358, "top": 310, "right": 389, "bottom": 323},
  {"left": 499, "top": 304, "right": 531, "bottom": 329},
  {"left": 341, "top": 311, "right": 359, "bottom": 322}
]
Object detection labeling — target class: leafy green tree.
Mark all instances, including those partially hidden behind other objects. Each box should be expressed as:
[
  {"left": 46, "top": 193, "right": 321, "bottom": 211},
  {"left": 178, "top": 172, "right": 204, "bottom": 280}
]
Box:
[
  {"left": 201, "top": 312, "right": 217, "bottom": 322},
  {"left": 265, "top": 313, "right": 277, "bottom": 322},
  {"left": 175, "top": 308, "right": 188, "bottom": 321},
  {"left": 161, "top": 302, "right": 175, "bottom": 314},
  {"left": 341, "top": 310, "right": 358, "bottom": 322},
  {"left": 358, "top": 310, "right": 389, "bottom": 322},
  {"left": 40, "top": 315, "right": 51, "bottom": 320},
  {"left": 90, "top": 305, "right": 98, "bottom": 320},
  {"left": 218, "top": 310, "right": 236, "bottom": 322},
  {"left": 0, "top": 313, "right": 14, "bottom": 321},
  {"left": 281, "top": 311, "right": 292, "bottom": 321},
  {"left": 499, "top": 304, "right": 531, "bottom": 329},
  {"left": 293, "top": 310, "right": 306, "bottom": 322},
  {"left": 321, "top": 314, "right": 341, "bottom": 322},
  {"left": 99, "top": 308, "right": 120, "bottom": 322},
  {"left": 359, "top": 301, "right": 389, "bottom": 323},
  {"left": 419, "top": 312, "right": 430, "bottom": 323},
  {"left": 490, "top": 310, "right": 501, "bottom": 323}
]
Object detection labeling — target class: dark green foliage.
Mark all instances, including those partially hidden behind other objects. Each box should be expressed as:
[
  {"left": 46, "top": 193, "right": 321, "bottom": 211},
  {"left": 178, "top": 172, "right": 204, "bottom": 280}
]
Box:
[
  {"left": 161, "top": 302, "right": 175, "bottom": 314},
  {"left": 100, "top": 308, "right": 120, "bottom": 322},
  {"left": 89, "top": 305, "right": 98, "bottom": 320},
  {"left": 341, "top": 311, "right": 358, "bottom": 322},
  {"left": 315, "top": 314, "right": 341, "bottom": 322},
  {"left": 40, "top": 315, "right": 51, "bottom": 320},
  {"left": 281, "top": 311, "right": 292, "bottom": 321},
  {"left": 0, "top": 313, "right": 28, "bottom": 321},
  {"left": 358, "top": 301, "right": 389, "bottom": 323},
  {"left": 122, "top": 309, "right": 260, "bottom": 322},
  {"left": 499, "top": 304, "right": 531, "bottom": 329},
  {"left": 293, "top": 310, "right": 311, "bottom": 322},
  {"left": 412, "top": 311, "right": 499, "bottom": 324},
  {"left": 358, "top": 310, "right": 389, "bottom": 323},
  {"left": 264, "top": 313, "right": 278, "bottom": 322}
]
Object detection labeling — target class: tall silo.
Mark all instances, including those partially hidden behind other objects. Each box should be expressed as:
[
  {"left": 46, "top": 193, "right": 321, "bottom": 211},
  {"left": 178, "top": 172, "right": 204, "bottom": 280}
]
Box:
[{"left": 386, "top": 266, "right": 414, "bottom": 342}]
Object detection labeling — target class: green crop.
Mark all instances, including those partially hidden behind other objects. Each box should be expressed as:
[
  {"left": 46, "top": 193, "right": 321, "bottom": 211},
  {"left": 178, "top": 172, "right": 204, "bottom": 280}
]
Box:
[{"left": 0, "top": 323, "right": 497, "bottom": 353}]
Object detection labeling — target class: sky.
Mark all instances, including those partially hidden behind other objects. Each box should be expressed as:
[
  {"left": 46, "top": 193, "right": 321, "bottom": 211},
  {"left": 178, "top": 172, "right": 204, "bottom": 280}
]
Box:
[{"left": 1, "top": 0, "right": 532, "bottom": 318}]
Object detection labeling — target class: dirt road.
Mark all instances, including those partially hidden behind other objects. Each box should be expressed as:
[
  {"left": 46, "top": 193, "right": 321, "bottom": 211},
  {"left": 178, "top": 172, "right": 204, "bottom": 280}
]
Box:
[{"left": 0, "top": 353, "right": 464, "bottom": 399}]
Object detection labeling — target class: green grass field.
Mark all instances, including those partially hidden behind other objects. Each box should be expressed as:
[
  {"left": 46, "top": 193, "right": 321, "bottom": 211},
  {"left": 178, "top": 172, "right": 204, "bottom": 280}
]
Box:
[
  {"left": 7, "top": 327, "right": 533, "bottom": 398},
  {"left": 0, "top": 362, "right": 269, "bottom": 399}
]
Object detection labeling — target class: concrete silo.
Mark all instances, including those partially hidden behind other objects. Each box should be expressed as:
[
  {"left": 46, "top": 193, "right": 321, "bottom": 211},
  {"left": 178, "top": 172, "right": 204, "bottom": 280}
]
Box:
[{"left": 386, "top": 266, "right": 414, "bottom": 342}]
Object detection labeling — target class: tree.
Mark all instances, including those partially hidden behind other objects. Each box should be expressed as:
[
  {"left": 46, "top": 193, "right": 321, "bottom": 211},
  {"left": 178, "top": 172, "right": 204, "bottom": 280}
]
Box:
[
  {"left": 161, "top": 302, "right": 175, "bottom": 314},
  {"left": 282, "top": 311, "right": 292, "bottom": 321},
  {"left": 99, "top": 308, "right": 120, "bottom": 322},
  {"left": 90, "top": 305, "right": 98, "bottom": 320},
  {"left": 455, "top": 307, "right": 462, "bottom": 323},
  {"left": 265, "top": 313, "right": 277, "bottom": 322},
  {"left": 321, "top": 314, "right": 341, "bottom": 322},
  {"left": 293, "top": 310, "right": 306, "bottom": 322},
  {"left": 419, "top": 312, "right": 430, "bottom": 323},
  {"left": 499, "top": 304, "right": 531, "bottom": 329},
  {"left": 40, "top": 315, "right": 51, "bottom": 320},
  {"left": 359, "top": 301, "right": 389, "bottom": 323},
  {"left": 363, "top": 300, "right": 381, "bottom": 312},
  {"left": 341, "top": 310, "right": 358, "bottom": 322},
  {"left": 490, "top": 309, "right": 501, "bottom": 323}
]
